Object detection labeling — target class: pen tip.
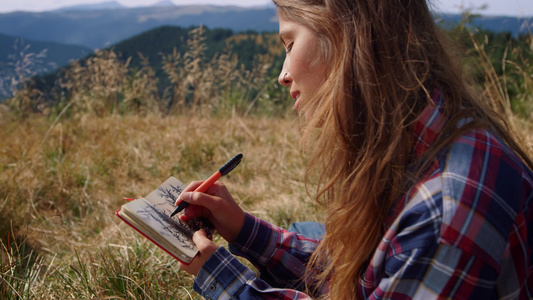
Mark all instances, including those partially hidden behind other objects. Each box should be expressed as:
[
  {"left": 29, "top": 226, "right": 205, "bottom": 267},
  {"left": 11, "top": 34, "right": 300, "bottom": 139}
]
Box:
[{"left": 170, "top": 208, "right": 179, "bottom": 218}]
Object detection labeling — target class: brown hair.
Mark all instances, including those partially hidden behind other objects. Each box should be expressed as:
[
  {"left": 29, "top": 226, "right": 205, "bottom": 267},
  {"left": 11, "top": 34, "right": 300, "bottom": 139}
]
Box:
[{"left": 273, "top": 0, "right": 532, "bottom": 299}]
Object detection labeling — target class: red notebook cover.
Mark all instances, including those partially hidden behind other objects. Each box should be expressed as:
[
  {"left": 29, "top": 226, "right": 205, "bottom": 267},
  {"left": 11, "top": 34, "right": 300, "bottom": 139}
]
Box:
[{"left": 116, "top": 209, "right": 195, "bottom": 265}]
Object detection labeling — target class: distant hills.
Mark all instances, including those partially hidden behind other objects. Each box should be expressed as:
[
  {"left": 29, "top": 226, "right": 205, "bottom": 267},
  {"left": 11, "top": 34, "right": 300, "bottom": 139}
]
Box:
[
  {"left": 54, "top": 1, "right": 204, "bottom": 12},
  {"left": 55, "top": 1, "right": 126, "bottom": 12},
  {"left": 0, "top": 33, "right": 91, "bottom": 69},
  {"left": 0, "top": 5, "right": 278, "bottom": 49},
  {"left": 16, "top": 25, "right": 283, "bottom": 104},
  {"left": 109, "top": 25, "right": 279, "bottom": 72},
  {"left": 0, "top": 3, "right": 531, "bottom": 99},
  {"left": 437, "top": 14, "right": 532, "bottom": 37},
  {"left": 0, "top": 4, "right": 530, "bottom": 51}
]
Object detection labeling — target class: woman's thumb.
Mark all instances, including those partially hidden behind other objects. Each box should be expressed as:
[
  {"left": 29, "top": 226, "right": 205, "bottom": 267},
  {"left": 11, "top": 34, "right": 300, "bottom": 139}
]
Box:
[{"left": 192, "top": 229, "right": 212, "bottom": 250}]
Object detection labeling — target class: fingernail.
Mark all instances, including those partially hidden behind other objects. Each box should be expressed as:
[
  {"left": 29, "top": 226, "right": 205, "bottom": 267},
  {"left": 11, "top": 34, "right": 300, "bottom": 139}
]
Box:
[{"left": 180, "top": 192, "right": 191, "bottom": 201}]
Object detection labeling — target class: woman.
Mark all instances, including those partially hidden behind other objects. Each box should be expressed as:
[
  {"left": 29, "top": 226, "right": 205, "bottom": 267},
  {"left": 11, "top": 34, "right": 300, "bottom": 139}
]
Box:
[{"left": 176, "top": 0, "right": 533, "bottom": 299}]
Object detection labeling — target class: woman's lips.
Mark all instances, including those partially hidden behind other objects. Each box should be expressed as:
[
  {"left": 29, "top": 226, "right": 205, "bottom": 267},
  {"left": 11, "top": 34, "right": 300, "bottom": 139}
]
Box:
[{"left": 291, "top": 92, "right": 300, "bottom": 110}]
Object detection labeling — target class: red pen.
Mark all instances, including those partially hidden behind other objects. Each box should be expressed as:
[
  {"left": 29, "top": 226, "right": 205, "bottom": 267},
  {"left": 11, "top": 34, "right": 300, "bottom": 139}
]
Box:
[{"left": 169, "top": 153, "right": 243, "bottom": 217}]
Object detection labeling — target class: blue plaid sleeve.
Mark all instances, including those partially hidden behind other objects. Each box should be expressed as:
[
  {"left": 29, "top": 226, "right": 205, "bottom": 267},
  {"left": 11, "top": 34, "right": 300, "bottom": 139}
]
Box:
[
  {"left": 194, "top": 247, "right": 257, "bottom": 299},
  {"left": 194, "top": 247, "right": 312, "bottom": 299},
  {"left": 193, "top": 213, "right": 321, "bottom": 299},
  {"left": 229, "top": 213, "right": 321, "bottom": 290}
]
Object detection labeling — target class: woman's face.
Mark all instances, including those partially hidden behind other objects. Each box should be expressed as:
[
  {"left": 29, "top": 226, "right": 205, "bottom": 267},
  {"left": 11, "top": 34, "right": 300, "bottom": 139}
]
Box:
[{"left": 278, "top": 14, "right": 327, "bottom": 117}]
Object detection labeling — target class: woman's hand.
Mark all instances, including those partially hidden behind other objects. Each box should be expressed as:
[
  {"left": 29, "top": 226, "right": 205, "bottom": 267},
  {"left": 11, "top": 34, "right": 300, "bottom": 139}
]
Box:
[
  {"left": 176, "top": 181, "right": 245, "bottom": 244},
  {"left": 178, "top": 229, "right": 219, "bottom": 276}
]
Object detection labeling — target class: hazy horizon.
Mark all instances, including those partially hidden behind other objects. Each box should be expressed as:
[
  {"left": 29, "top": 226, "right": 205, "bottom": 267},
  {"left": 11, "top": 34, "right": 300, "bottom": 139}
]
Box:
[{"left": 0, "top": 0, "right": 531, "bottom": 17}]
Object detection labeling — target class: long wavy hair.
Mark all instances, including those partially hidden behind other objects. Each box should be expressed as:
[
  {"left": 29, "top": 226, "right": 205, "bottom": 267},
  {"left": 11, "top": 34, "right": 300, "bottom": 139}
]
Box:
[{"left": 273, "top": 0, "right": 532, "bottom": 299}]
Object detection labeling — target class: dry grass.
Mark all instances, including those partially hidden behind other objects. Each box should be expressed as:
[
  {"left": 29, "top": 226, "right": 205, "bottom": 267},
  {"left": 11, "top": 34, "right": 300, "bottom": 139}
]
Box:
[{"left": 0, "top": 111, "right": 324, "bottom": 298}]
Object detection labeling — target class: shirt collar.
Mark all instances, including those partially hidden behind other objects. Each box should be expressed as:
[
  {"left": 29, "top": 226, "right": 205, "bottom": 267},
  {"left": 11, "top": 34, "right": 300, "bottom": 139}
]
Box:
[
  {"left": 411, "top": 90, "right": 448, "bottom": 158},
  {"left": 385, "top": 90, "right": 449, "bottom": 227}
]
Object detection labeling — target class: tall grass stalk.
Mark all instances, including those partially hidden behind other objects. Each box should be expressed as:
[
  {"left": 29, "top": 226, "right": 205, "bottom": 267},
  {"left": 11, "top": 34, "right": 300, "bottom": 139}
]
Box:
[
  {"left": 462, "top": 21, "right": 533, "bottom": 151},
  {"left": 0, "top": 227, "right": 46, "bottom": 299}
]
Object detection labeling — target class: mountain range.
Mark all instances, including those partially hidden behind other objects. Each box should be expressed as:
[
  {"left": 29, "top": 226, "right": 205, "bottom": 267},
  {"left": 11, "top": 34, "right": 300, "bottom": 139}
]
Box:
[
  {"left": 0, "top": 33, "right": 91, "bottom": 70},
  {"left": 0, "top": 3, "right": 530, "bottom": 51},
  {"left": 54, "top": 1, "right": 184, "bottom": 11},
  {"left": 0, "top": 4, "right": 278, "bottom": 50},
  {"left": 0, "top": 2, "right": 531, "bottom": 96}
]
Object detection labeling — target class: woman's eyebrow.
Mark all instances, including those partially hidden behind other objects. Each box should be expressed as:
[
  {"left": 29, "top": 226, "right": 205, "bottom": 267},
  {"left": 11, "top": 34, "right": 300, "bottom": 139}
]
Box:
[{"left": 279, "top": 32, "right": 287, "bottom": 45}]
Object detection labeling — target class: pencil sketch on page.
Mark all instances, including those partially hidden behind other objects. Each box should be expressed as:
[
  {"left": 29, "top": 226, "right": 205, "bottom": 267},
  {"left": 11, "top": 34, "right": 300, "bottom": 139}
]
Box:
[{"left": 127, "top": 177, "right": 214, "bottom": 256}]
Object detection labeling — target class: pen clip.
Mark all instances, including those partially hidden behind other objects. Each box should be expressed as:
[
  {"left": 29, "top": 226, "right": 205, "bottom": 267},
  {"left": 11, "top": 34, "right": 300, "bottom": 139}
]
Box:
[{"left": 219, "top": 153, "right": 243, "bottom": 176}]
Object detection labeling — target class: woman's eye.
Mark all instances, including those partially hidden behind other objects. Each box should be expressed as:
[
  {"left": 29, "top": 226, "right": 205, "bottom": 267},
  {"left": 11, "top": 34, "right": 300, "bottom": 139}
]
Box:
[{"left": 286, "top": 43, "right": 293, "bottom": 53}]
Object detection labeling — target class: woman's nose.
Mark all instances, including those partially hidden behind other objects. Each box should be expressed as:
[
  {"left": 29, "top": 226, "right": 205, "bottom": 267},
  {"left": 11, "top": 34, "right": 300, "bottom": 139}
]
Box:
[{"left": 278, "top": 72, "right": 291, "bottom": 86}]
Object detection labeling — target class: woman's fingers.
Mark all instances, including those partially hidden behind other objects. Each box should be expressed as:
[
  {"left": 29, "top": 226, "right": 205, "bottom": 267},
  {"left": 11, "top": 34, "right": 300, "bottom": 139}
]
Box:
[
  {"left": 179, "top": 204, "right": 209, "bottom": 221},
  {"left": 179, "top": 229, "right": 219, "bottom": 276},
  {"left": 175, "top": 180, "right": 204, "bottom": 205},
  {"left": 178, "top": 229, "right": 219, "bottom": 276},
  {"left": 193, "top": 229, "right": 216, "bottom": 247},
  {"left": 176, "top": 181, "right": 245, "bottom": 243},
  {"left": 179, "top": 189, "right": 224, "bottom": 211}
]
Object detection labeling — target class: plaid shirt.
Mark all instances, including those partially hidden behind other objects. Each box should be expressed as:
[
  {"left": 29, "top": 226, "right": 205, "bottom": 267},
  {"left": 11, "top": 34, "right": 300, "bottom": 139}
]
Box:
[{"left": 193, "top": 92, "right": 533, "bottom": 299}]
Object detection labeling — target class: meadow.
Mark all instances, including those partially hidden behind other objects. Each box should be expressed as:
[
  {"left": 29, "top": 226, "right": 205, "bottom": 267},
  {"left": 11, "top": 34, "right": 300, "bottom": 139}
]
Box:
[
  {"left": 0, "top": 26, "right": 318, "bottom": 299},
  {"left": 0, "top": 112, "right": 317, "bottom": 299},
  {"left": 1, "top": 21, "right": 532, "bottom": 298}
]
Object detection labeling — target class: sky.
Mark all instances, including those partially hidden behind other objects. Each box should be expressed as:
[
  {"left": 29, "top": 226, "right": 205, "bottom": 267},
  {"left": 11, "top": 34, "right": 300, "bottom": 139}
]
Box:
[{"left": 0, "top": 0, "right": 531, "bottom": 17}]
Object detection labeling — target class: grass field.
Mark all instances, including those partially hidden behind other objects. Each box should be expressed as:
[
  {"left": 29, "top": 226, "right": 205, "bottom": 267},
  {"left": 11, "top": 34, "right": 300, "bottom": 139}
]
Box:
[{"left": 0, "top": 111, "right": 328, "bottom": 298}]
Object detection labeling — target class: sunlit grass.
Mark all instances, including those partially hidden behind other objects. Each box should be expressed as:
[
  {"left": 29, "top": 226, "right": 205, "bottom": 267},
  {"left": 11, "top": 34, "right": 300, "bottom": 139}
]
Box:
[{"left": 0, "top": 112, "right": 321, "bottom": 298}]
